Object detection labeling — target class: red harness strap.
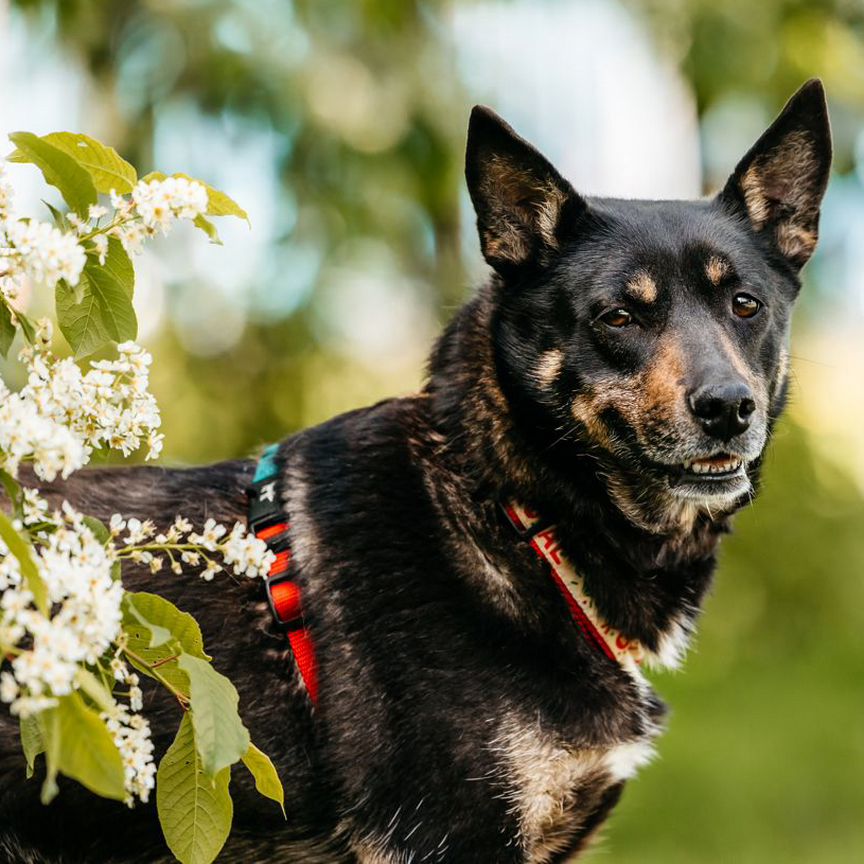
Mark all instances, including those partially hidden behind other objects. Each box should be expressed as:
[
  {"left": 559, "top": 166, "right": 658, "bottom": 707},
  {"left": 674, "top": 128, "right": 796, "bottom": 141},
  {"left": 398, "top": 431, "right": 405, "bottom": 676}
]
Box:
[
  {"left": 248, "top": 445, "right": 319, "bottom": 706},
  {"left": 257, "top": 522, "right": 319, "bottom": 704}
]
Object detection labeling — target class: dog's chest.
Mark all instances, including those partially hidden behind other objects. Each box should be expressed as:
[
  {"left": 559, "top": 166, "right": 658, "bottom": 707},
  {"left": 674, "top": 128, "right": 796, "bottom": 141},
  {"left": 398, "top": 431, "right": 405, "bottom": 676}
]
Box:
[{"left": 492, "top": 715, "right": 656, "bottom": 863}]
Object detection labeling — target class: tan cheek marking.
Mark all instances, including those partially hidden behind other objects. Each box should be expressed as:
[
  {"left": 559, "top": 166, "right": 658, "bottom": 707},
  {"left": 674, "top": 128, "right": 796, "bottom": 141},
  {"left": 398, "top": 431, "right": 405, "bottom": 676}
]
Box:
[
  {"left": 571, "top": 392, "right": 613, "bottom": 449},
  {"left": 534, "top": 349, "right": 563, "bottom": 389},
  {"left": 705, "top": 255, "right": 730, "bottom": 286},
  {"left": 626, "top": 271, "right": 657, "bottom": 303}
]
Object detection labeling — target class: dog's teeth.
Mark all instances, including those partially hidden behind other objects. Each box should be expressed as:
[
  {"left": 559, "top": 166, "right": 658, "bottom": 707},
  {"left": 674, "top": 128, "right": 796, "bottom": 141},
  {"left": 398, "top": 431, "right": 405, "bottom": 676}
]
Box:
[{"left": 686, "top": 456, "right": 743, "bottom": 475}]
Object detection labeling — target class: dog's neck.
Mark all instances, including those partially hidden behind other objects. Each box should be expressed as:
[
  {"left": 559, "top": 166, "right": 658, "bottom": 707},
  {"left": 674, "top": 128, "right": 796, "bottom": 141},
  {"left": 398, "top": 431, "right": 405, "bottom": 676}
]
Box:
[{"left": 425, "top": 284, "right": 730, "bottom": 664}]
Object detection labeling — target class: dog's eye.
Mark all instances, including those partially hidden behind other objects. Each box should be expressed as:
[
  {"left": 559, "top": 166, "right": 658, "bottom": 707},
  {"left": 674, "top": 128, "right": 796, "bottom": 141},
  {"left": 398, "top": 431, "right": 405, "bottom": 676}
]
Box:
[
  {"left": 732, "top": 293, "right": 762, "bottom": 319},
  {"left": 599, "top": 308, "right": 633, "bottom": 328}
]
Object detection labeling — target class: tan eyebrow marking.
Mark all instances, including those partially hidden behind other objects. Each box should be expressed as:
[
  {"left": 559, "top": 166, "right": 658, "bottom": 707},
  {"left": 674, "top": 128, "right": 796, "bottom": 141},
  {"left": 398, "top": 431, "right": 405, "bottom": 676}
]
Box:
[
  {"left": 706, "top": 255, "right": 731, "bottom": 286},
  {"left": 626, "top": 271, "right": 657, "bottom": 303}
]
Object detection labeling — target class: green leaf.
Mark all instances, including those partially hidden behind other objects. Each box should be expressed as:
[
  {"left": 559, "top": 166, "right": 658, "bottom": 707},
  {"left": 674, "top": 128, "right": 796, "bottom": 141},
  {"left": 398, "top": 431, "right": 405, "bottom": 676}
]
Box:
[
  {"left": 41, "top": 132, "right": 138, "bottom": 195},
  {"left": 0, "top": 301, "right": 14, "bottom": 358},
  {"left": 74, "top": 667, "right": 115, "bottom": 713},
  {"left": 192, "top": 214, "right": 222, "bottom": 245},
  {"left": 8, "top": 132, "right": 98, "bottom": 217},
  {"left": 43, "top": 200, "right": 71, "bottom": 232},
  {"left": 0, "top": 510, "right": 48, "bottom": 614},
  {"left": 122, "top": 594, "right": 173, "bottom": 650},
  {"left": 15, "top": 309, "right": 37, "bottom": 345},
  {"left": 55, "top": 238, "right": 136, "bottom": 357},
  {"left": 20, "top": 715, "right": 44, "bottom": 780},
  {"left": 82, "top": 515, "right": 110, "bottom": 545},
  {"left": 124, "top": 592, "right": 209, "bottom": 658},
  {"left": 0, "top": 469, "right": 21, "bottom": 514},
  {"left": 55, "top": 273, "right": 111, "bottom": 357},
  {"left": 142, "top": 171, "right": 249, "bottom": 224},
  {"left": 157, "top": 713, "right": 233, "bottom": 864},
  {"left": 179, "top": 654, "right": 249, "bottom": 776},
  {"left": 52, "top": 693, "right": 126, "bottom": 801},
  {"left": 121, "top": 599, "right": 190, "bottom": 699},
  {"left": 241, "top": 742, "right": 285, "bottom": 817},
  {"left": 39, "top": 707, "right": 60, "bottom": 804}
]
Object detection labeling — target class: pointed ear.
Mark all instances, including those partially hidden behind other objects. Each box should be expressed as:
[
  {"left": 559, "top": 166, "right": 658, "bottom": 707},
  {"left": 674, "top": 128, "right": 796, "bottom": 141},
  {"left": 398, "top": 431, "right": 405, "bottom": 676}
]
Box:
[
  {"left": 465, "top": 106, "right": 586, "bottom": 275},
  {"left": 719, "top": 79, "right": 832, "bottom": 269}
]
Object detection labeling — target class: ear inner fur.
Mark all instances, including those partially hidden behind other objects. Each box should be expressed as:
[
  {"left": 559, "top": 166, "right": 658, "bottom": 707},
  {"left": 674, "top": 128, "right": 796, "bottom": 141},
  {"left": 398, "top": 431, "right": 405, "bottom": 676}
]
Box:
[
  {"left": 721, "top": 79, "right": 832, "bottom": 269},
  {"left": 466, "top": 105, "right": 586, "bottom": 273}
]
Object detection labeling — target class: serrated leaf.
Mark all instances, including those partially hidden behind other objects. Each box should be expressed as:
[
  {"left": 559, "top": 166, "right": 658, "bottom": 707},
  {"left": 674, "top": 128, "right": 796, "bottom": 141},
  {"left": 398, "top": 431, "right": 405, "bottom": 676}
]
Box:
[
  {"left": 41, "top": 132, "right": 137, "bottom": 195},
  {"left": 89, "top": 234, "right": 135, "bottom": 299},
  {"left": 0, "top": 300, "right": 15, "bottom": 358},
  {"left": 55, "top": 272, "right": 107, "bottom": 354},
  {"left": 142, "top": 172, "right": 249, "bottom": 224},
  {"left": 20, "top": 715, "right": 44, "bottom": 780},
  {"left": 192, "top": 214, "right": 222, "bottom": 245},
  {"left": 122, "top": 594, "right": 172, "bottom": 650},
  {"left": 124, "top": 592, "right": 209, "bottom": 658},
  {"left": 157, "top": 713, "right": 233, "bottom": 864},
  {"left": 0, "top": 510, "right": 48, "bottom": 614},
  {"left": 56, "top": 238, "right": 136, "bottom": 357},
  {"left": 8, "top": 132, "right": 98, "bottom": 217},
  {"left": 241, "top": 742, "right": 285, "bottom": 817},
  {"left": 121, "top": 599, "right": 190, "bottom": 699},
  {"left": 51, "top": 693, "right": 126, "bottom": 801},
  {"left": 56, "top": 272, "right": 113, "bottom": 357},
  {"left": 179, "top": 654, "right": 249, "bottom": 776}
]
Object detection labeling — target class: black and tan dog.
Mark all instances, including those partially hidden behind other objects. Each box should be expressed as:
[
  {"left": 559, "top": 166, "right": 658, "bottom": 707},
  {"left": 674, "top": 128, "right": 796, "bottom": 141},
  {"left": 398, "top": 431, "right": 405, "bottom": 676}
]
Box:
[{"left": 0, "top": 80, "right": 831, "bottom": 862}]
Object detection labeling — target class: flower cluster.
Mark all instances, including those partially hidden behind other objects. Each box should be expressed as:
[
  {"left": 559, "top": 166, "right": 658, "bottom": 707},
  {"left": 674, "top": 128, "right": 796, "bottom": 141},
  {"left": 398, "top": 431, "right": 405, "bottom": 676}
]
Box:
[
  {"left": 111, "top": 514, "right": 275, "bottom": 582},
  {"left": 0, "top": 502, "right": 121, "bottom": 716},
  {"left": 0, "top": 485, "right": 274, "bottom": 801},
  {"left": 0, "top": 324, "right": 163, "bottom": 480},
  {"left": 0, "top": 166, "right": 87, "bottom": 300},
  {"left": 110, "top": 177, "right": 209, "bottom": 255},
  {"left": 104, "top": 704, "right": 157, "bottom": 805}
]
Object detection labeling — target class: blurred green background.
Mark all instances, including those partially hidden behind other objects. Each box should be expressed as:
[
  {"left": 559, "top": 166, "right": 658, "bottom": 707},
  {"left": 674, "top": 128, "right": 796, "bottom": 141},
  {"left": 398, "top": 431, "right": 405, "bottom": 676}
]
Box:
[{"left": 1, "top": 1, "right": 862, "bottom": 861}]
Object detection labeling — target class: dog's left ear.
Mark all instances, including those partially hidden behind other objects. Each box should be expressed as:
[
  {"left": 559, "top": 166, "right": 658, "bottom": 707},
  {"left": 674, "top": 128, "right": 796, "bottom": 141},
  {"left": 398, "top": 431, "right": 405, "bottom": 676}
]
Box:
[
  {"left": 719, "top": 79, "right": 832, "bottom": 270},
  {"left": 465, "top": 106, "right": 586, "bottom": 276}
]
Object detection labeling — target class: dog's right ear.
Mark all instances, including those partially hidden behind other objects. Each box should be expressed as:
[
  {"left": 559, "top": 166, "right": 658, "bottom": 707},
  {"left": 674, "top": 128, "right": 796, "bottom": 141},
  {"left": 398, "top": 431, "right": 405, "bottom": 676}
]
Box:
[{"left": 465, "top": 106, "right": 586, "bottom": 276}]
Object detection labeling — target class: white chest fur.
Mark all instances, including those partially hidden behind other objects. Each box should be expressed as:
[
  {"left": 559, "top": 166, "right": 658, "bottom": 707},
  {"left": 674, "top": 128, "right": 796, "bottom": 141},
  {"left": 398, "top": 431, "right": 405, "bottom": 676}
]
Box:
[{"left": 492, "top": 716, "right": 655, "bottom": 863}]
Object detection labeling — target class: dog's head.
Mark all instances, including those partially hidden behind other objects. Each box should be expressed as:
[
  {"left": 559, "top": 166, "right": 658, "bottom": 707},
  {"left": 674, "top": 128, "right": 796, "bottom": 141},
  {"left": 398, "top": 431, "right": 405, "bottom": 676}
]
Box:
[{"left": 465, "top": 81, "right": 831, "bottom": 529}]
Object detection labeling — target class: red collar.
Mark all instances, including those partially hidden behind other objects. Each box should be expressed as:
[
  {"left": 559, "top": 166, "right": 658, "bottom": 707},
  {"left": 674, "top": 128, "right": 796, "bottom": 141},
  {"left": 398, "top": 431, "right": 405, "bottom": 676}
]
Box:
[{"left": 503, "top": 501, "right": 645, "bottom": 670}]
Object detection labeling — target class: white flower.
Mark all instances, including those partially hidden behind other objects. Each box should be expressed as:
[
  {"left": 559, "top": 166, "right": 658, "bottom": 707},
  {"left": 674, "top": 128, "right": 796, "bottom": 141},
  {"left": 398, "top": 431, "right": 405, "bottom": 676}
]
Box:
[
  {"left": 92, "top": 233, "right": 108, "bottom": 265},
  {"left": 130, "top": 177, "right": 208, "bottom": 235},
  {"left": 220, "top": 522, "right": 276, "bottom": 578},
  {"left": 0, "top": 164, "right": 14, "bottom": 220},
  {"left": 103, "top": 706, "right": 156, "bottom": 804},
  {"left": 5, "top": 219, "right": 86, "bottom": 289},
  {"left": 0, "top": 671, "right": 18, "bottom": 703}
]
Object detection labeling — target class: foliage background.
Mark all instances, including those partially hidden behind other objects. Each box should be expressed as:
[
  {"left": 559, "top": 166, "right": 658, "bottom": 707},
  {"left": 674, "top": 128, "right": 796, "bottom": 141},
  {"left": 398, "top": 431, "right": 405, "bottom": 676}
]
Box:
[{"left": 1, "top": 1, "right": 862, "bottom": 861}]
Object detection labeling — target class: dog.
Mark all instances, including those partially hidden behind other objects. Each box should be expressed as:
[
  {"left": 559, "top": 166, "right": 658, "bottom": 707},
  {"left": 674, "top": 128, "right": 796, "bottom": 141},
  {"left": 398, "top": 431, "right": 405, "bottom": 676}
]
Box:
[{"left": 0, "top": 79, "right": 831, "bottom": 863}]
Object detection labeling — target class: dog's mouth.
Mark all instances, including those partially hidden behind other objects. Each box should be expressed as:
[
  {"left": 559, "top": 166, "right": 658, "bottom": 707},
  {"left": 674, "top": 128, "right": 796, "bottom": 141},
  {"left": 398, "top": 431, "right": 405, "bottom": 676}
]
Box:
[
  {"left": 680, "top": 453, "right": 744, "bottom": 479},
  {"left": 650, "top": 451, "right": 750, "bottom": 499}
]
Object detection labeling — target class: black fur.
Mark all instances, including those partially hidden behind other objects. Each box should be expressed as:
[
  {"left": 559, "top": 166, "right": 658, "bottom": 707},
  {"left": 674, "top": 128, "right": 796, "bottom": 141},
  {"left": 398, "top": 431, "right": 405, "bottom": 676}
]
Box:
[{"left": 0, "top": 81, "right": 832, "bottom": 862}]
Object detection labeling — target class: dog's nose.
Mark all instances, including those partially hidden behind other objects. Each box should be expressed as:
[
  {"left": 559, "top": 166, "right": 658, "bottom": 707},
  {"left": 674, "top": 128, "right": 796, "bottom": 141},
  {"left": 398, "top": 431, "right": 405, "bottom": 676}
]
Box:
[{"left": 688, "top": 382, "right": 756, "bottom": 441}]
